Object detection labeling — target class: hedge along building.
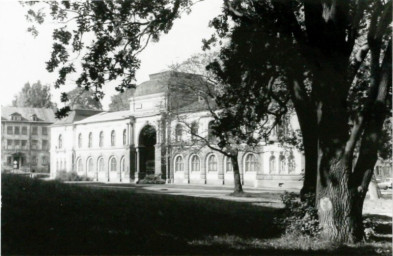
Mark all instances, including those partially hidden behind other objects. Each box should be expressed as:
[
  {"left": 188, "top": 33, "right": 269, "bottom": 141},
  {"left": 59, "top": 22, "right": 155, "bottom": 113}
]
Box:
[{"left": 50, "top": 71, "right": 304, "bottom": 188}]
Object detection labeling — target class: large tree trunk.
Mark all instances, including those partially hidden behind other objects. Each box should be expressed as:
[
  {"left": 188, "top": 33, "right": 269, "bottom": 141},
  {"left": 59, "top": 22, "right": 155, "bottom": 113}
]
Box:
[{"left": 231, "top": 155, "right": 243, "bottom": 193}]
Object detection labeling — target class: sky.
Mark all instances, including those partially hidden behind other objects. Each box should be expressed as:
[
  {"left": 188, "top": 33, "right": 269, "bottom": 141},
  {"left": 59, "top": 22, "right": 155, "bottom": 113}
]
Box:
[{"left": 0, "top": 0, "right": 222, "bottom": 110}]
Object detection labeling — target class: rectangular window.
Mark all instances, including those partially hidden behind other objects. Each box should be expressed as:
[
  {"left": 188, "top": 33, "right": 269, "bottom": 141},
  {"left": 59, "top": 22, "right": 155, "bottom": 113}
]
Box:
[
  {"left": 42, "top": 127, "right": 48, "bottom": 135},
  {"left": 42, "top": 140, "right": 48, "bottom": 150},
  {"left": 22, "top": 126, "right": 27, "bottom": 135},
  {"left": 14, "top": 126, "right": 20, "bottom": 135},
  {"left": 7, "top": 126, "right": 13, "bottom": 135},
  {"left": 7, "top": 140, "right": 12, "bottom": 149},
  {"left": 32, "top": 140, "right": 38, "bottom": 150},
  {"left": 32, "top": 127, "right": 38, "bottom": 135},
  {"left": 7, "top": 156, "right": 12, "bottom": 165},
  {"left": 32, "top": 156, "right": 38, "bottom": 166},
  {"left": 42, "top": 156, "right": 48, "bottom": 165},
  {"left": 14, "top": 140, "right": 20, "bottom": 149},
  {"left": 21, "top": 140, "right": 27, "bottom": 148}
]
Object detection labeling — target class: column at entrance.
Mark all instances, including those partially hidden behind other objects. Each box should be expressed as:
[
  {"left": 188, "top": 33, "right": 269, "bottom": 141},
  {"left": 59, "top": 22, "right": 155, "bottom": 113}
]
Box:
[{"left": 154, "top": 144, "right": 161, "bottom": 176}]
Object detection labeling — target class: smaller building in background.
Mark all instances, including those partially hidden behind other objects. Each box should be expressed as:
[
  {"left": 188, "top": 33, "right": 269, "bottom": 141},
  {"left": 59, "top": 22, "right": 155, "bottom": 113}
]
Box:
[{"left": 1, "top": 107, "right": 55, "bottom": 173}]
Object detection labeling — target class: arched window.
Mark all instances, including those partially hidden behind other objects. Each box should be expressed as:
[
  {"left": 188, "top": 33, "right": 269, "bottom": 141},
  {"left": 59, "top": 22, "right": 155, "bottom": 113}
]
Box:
[
  {"left": 110, "top": 157, "right": 117, "bottom": 172},
  {"left": 123, "top": 129, "right": 127, "bottom": 145},
  {"left": 225, "top": 157, "right": 233, "bottom": 172},
  {"left": 269, "top": 153, "right": 276, "bottom": 174},
  {"left": 175, "top": 124, "right": 183, "bottom": 142},
  {"left": 190, "top": 155, "right": 200, "bottom": 172},
  {"left": 120, "top": 156, "right": 126, "bottom": 173},
  {"left": 245, "top": 153, "right": 257, "bottom": 172},
  {"left": 279, "top": 153, "right": 286, "bottom": 174},
  {"left": 174, "top": 155, "right": 184, "bottom": 172},
  {"left": 76, "top": 158, "right": 83, "bottom": 173},
  {"left": 87, "top": 157, "right": 94, "bottom": 172},
  {"left": 78, "top": 133, "right": 82, "bottom": 148},
  {"left": 88, "top": 132, "right": 93, "bottom": 148},
  {"left": 58, "top": 135, "right": 63, "bottom": 149},
  {"left": 98, "top": 157, "right": 104, "bottom": 172},
  {"left": 111, "top": 130, "right": 116, "bottom": 146},
  {"left": 207, "top": 154, "right": 217, "bottom": 172},
  {"left": 99, "top": 131, "right": 104, "bottom": 147},
  {"left": 288, "top": 153, "right": 296, "bottom": 174},
  {"left": 191, "top": 122, "right": 199, "bottom": 141},
  {"left": 208, "top": 121, "right": 215, "bottom": 141}
]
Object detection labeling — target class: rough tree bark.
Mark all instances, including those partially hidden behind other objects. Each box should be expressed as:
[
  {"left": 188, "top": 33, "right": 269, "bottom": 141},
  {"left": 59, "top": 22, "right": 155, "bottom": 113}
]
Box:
[{"left": 231, "top": 154, "right": 243, "bottom": 193}]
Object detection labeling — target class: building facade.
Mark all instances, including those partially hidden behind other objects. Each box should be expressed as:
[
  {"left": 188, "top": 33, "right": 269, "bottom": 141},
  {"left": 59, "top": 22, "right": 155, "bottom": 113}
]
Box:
[
  {"left": 51, "top": 71, "right": 305, "bottom": 188},
  {"left": 1, "top": 107, "right": 56, "bottom": 172}
]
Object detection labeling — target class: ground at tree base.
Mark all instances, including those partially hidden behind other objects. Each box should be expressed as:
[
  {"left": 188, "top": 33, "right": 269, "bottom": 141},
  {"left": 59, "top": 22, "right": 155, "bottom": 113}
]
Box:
[{"left": 2, "top": 174, "right": 392, "bottom": 255}]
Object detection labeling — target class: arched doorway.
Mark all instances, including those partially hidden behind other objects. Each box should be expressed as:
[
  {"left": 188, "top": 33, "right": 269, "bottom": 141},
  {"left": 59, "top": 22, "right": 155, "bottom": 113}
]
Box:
[{"left": 138, "top": 125, "right": 157, "bottom": 179}]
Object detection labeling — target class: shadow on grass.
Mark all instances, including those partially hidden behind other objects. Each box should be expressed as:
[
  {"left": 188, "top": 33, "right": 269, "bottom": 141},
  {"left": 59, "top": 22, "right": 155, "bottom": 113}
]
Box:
[
  {"left": 2, "top": 174, "right": 281, "bottom": 255},
  {"left": 2, "top": 174, "right": 392, "bottom": 255}
]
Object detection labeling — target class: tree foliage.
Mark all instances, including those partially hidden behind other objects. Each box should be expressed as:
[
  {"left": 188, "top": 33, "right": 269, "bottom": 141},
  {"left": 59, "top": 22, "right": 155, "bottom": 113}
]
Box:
[
  {"left": 25, "top": 0, "right": 194, "bottom": 117},
  {"left": 65, "top": 87, "right": 103, "bottom": 110},
  {"left": 108, "top": 88, "right": 135, "bottom": 111},
  {"left": 205, "top": 0, "right": 391, "bottom": 243},
  {"left": 12, "top": 81, "right": 55, "bottom": 108}
]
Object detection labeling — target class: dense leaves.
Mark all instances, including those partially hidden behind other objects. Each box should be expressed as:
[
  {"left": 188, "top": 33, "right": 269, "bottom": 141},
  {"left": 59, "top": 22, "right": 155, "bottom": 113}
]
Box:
[
  {"left": 12, "top": 81, "right": 55, "bottom": 109},
  {"left": 25, "top": 0, "right": 194, "bottom": 117}
]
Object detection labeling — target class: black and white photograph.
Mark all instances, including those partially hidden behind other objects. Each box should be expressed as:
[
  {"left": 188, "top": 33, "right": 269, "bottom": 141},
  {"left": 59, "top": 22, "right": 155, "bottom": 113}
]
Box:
[{"left": 1, "top": 0, "right": 392, "bottom": 255}]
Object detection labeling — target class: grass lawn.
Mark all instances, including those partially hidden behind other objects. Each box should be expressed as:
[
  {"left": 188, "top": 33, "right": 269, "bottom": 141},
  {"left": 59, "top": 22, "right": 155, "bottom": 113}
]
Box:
[{"left": 2, "top": 174, "right": 392, "bottom": 255}]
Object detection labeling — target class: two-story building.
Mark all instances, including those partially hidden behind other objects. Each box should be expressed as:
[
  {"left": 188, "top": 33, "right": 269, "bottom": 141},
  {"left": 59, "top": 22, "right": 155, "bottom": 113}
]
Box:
[
  {"left": 1, "top": 107, "right": 56, "bottom": 172},
  {"left": 50, "top": 71, "right": 305, "bottom": 188}
]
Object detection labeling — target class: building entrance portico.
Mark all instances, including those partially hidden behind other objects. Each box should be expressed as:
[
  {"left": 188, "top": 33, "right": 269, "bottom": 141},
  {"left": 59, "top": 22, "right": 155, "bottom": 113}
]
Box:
[{"left": 137, "top": 125, "right": 157, "bottom": 180}]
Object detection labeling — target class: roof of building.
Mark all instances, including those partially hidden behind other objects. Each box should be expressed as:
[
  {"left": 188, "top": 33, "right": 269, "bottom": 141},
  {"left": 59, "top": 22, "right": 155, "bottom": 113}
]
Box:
[
  {"left": 74, "top": 110, "right": 132, "bottom": 124},
  {"left": 133, "top": 71, "right": 202, "bottom": 97},
  {"left": 52, "top": 109, "right": 104, "bottom": 126},
  {"left": 1, "top": 106, "right": 56, "bottom": 123}
]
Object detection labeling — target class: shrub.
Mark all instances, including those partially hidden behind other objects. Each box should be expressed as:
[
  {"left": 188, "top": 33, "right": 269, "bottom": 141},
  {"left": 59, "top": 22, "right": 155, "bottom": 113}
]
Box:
[
  {"left": 55, "top": 171, "right": 92, "bottom": 182},
  {"left": 275, "top": 192, "right": 321, "bottom": 237},
  {"left": 137, "top": 174, "right": 165, "bottom": 184}
]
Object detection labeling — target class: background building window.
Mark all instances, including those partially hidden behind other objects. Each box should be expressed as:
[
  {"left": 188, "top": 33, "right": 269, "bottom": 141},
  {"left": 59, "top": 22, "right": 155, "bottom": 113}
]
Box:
[
  {"left": 245, "top": 153, "right": 257, "bottom": 172},
  {"left": 208, "top": 121, "right": 216, "bottom": 142},
  {"left": 22, "top": 126, "right": 27, "bottom": 135},
  {"left": 14, "top": 126, "right": 20, "bottom": 135},
  {"left": 32, "top": 127, "right": 38, "bottom": 135},
  {"left": 123, "top": 129, "right": 127, "bottom": 145},
  {"left": 110, "top": 157, "right": 117, "bottom": 172},
  {"left": 175, "top": 155, "right": 184, "bottom": 172},
  {"left": 175, "top": 124, "right": 183, "bottom": 142},
  {"left": 207, "top": 154, "right": 217, "bottom": 172},
  {"left": 226, "top": 157, "right": 233, "bottom": 172},
  {"left": 99, "top": 131, "right": 104, "bottom": 147},
  {"left": 87, "top": 158, "right": 94, "bottom": 172},
  {"left": 120, "top": 157, "right": 126, "bottom": 173},
  {"left": 279, "top": 153, "right": 286, "bottom": 174},
  {"left": 58, "top": 135, "right": 63, "bottom": 149},
  {"left": 269, "top": 154, "right": 276, "bottom": 174},
  {"left": 98, "top": 157, "right": 104, "bottom": 172},
  {"left": 190, "top": 155, "right": 200, "bottom": 172},
  {"left": 32, "top": 156, "right": 38, "bottom": 166},
  {"left": 42, "top": 156, "right": 48, "bottom": 165},
  {"left": 111, "top": 130, "right": 116, "bottom": 146},
  {"left": 288, "top": 153, "right": 296, "bottom": 174},
  {"left": 88, "top": 132, "right": 93, "bottom": 148},
  {"left": 77, "top": 158, "right": 83, "bottom": 173},
  {"left": 21, "top": 140, "right": 27, "bottom": 149},
  {"left": 78, "top": 133, "right": 82, "bottom": 148},
  {"left": 7, "top": 126, "right": 13, "bottom": 135},
  {"left": 7, "top": 140, "right": 12, "bottom": 149},
  {"left": 14, "top": 140, "right": 20, "bottom": 149},
  {"left": 42, "top": 140, "right": 48, "bottom": 150},
  {"left": 7, "top": 156, "right": 12, "bottom": 165},
  {"left": 32, "top": 140, "right": 38, "bottom": 150},
  {"left": 191, "top": 122, "right": 199, "bottom": 141},
  {"left": 42, "top": 127, "right": 48, "bottom": 135}
]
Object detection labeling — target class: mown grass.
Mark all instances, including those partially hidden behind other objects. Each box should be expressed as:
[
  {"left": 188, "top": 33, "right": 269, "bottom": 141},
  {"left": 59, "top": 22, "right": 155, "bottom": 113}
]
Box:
[{"left": 2, "top": 174, "right": 392, "bottom": 255}]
